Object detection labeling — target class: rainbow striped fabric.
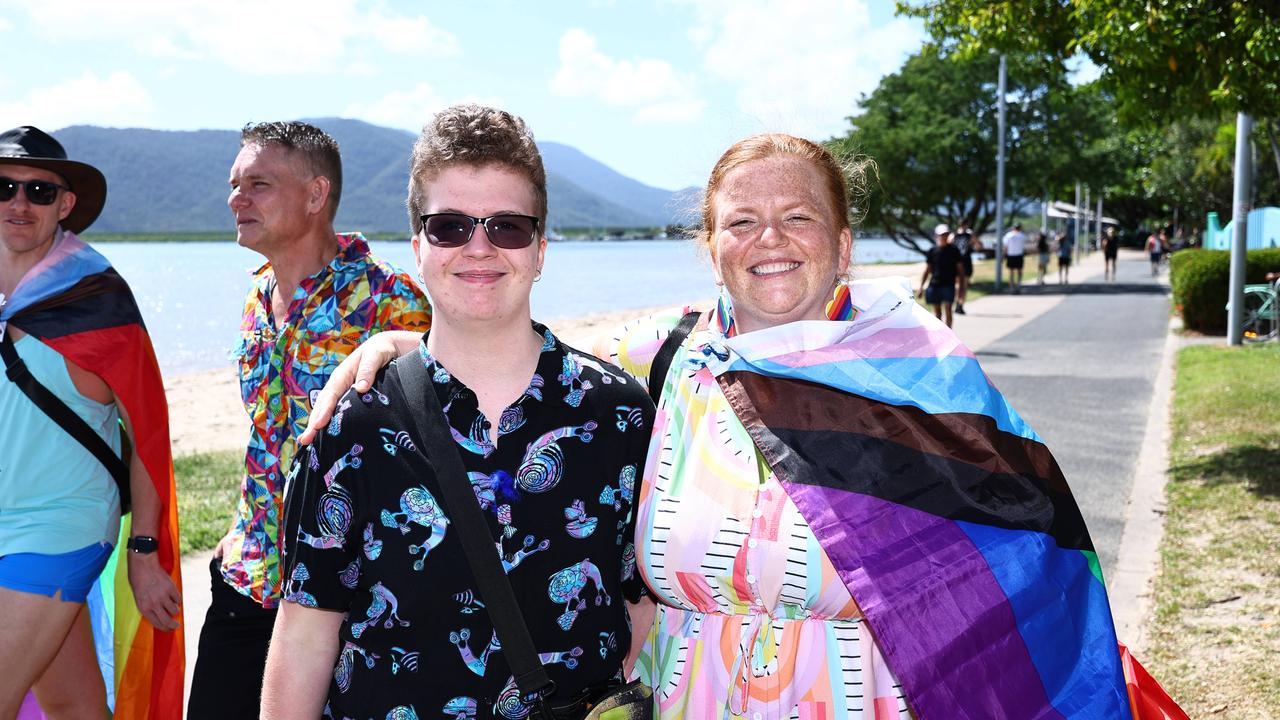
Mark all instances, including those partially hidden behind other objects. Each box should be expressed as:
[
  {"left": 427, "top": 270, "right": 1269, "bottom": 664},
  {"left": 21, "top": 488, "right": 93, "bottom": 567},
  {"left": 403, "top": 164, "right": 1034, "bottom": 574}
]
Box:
[
  {"left": 4, "top": 230, "right": 183, "bottom": 719},
  {"left": 691, "top": 277, "right": 1150, "bottom": 719}
]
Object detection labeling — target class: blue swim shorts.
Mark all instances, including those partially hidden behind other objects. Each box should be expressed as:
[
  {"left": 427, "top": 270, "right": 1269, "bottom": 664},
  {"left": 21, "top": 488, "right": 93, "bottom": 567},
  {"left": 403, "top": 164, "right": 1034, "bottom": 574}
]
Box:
[{"left": 0, "top": 542, "right": 114, "bottom": 603}]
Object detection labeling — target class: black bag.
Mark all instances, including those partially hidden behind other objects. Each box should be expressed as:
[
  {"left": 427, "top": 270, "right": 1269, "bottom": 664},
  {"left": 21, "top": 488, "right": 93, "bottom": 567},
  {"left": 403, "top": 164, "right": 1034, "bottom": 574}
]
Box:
[{"left": 387, "top": 349, "right": 652, "bottom": 720}]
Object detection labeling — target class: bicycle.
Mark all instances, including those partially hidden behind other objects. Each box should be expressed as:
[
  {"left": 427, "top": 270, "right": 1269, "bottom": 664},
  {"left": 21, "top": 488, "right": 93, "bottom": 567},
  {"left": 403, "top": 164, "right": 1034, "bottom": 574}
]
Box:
[{"left": 1241, "top": 279, "right": 1280, "bottom": 342}]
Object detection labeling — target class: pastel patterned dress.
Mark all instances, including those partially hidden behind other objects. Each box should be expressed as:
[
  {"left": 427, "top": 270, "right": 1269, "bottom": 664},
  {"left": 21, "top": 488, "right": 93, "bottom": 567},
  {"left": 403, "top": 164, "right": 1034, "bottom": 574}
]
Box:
[{"left": 600, "top": 309, "right": 912, "bottom": 720}]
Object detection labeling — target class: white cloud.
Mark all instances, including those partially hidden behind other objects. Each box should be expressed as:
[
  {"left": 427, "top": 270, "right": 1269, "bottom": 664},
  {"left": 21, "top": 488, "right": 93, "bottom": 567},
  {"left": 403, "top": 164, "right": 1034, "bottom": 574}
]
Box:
[
  {"left": 684, "top": 0, "right": 924, "bottom": 138},
  {"left": 0, "top": 16, "right": 12, "bottom": 32},
  {"left": 0, "top": 71, "right": 155, "bottom": 130},
  {"left": 5, "top": 0, "right": 459, "bottom": 75},
  {"left": 550, "top": 28, "right": 705, "bottom": 125},
  {"left": 343, "top": 83, "right": 503, "bottom": 132}
]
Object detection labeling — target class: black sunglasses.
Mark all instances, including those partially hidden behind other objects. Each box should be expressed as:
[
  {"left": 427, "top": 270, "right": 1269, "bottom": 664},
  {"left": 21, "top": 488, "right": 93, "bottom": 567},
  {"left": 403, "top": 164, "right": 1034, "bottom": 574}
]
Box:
[
  {"left": 420, "top": 213, "right": 540, "bottom": 249},
  {"left": 0, "top": 176, "right": 70, "bottom": 206}
]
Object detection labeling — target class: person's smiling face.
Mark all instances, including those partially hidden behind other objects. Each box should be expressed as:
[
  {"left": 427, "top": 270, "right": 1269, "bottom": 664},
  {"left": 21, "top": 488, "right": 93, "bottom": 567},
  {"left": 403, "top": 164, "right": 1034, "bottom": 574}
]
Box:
[
  {"left": 0, "top": 164, "right": 75, "bottom": 257},
  {"left": 411, "top": 163, "right": 545, "bottom": 326},
  {"left": 710, "top": 154, "right": 850, "bottom": 333}
]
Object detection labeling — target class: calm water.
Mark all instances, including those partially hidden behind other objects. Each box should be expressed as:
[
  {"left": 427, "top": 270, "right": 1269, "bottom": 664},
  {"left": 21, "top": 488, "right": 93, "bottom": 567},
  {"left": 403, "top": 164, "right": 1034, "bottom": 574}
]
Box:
[{"left": 95, "top": 238, "right": 917, "bottom": 375}]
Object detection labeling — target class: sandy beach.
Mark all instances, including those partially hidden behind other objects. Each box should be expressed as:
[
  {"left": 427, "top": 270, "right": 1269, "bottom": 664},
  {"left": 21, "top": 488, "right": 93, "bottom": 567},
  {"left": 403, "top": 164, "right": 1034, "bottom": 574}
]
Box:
[{"left": 164, "top": 261, "right": 924, "bottom": 455}]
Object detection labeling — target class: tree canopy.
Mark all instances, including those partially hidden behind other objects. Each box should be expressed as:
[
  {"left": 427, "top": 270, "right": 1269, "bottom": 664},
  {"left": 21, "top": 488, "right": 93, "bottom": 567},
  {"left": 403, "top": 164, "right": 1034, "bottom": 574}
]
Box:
[
  {"left": 830, "top": 46, "right": 1107, "bottom": 253},
  {"left": 896, "top": 0, "right": 1280, "bottom": 123}
]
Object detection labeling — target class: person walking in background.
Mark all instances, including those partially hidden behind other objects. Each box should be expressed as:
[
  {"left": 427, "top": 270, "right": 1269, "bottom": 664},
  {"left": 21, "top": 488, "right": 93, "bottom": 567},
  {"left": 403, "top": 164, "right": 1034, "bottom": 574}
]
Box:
[
  {"left": 1035, "top": 231, "right": 1051, "bottom": 285},
  {"left": 1102, "top": 226, "right": 1120, "bottom": 281},
  {"left": 0, "top": 126, "right": 183, "bottom": 718},
  {"left": 187, "top": 121, "right": 430, "bottom": 719},
  {"left": 919, "top": 223, "right": 964, "bottom": 327},
  {"left": 1001, "top": 222, "right": 1027, "bottom": 293},
  {"left": 1057, "top": 229, "right": 1075, "bottom": 285},
  {"left": 1147, "top": 230, "right": 1162, "bottom": 276},
  {"left": 952, "top": 219, "right": 978, "bottom": 314}
]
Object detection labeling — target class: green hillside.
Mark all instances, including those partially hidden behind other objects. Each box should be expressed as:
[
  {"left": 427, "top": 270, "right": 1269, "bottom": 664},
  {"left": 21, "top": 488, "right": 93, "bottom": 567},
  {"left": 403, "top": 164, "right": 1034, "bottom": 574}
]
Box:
[{"left": 53, "top": 119, "right": 682, "bottom": 234}]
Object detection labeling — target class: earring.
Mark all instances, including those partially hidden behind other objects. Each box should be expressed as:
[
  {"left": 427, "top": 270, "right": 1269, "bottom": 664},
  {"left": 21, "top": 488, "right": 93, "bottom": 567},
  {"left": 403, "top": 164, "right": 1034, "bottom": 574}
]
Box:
[
  {"left": 713, "top": 283, "right": 736, "bottom": 337},
  {"left": 534, "top": 269, "right": 542, "bottom": 282}
]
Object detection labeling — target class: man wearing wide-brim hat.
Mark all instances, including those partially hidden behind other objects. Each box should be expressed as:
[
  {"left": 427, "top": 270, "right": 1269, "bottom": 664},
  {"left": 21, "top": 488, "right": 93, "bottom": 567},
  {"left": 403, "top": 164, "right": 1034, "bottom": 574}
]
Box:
[{"left": 0, "top": 126, "right": 185, "bottom": 718}]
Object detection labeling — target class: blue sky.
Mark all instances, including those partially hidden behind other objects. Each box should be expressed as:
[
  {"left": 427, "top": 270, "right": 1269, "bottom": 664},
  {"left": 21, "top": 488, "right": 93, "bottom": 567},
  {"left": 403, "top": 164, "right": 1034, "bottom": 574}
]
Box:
[{"left": 0, "top": 1, "right": 932, "bottom": 190}]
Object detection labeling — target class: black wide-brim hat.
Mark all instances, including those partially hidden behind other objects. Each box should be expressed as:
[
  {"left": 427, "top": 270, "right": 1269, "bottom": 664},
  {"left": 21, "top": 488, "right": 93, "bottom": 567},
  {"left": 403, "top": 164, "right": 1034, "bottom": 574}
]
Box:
[{"left": 0, "top": 126, "right": 106, "bottom": 234}]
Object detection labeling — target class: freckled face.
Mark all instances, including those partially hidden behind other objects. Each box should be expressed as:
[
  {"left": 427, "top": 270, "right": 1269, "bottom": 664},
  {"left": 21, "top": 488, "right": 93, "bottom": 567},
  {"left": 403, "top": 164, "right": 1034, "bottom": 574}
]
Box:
[
  {"left": 411, "top": 164, "right": 546, "bottom": 325},
  {"left": 710, "top": 155, "right": 850, "bottom": 333}
]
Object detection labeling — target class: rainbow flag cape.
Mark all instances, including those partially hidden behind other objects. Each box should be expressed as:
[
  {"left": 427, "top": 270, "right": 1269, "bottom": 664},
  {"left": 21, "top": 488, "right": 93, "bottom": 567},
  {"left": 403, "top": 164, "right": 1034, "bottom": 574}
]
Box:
[
  {"left": 695, "top": 277, "right": 1183, "bottom": 719},
  {"left": 3, "top": 230, "right": 184, "bottom": 719}
]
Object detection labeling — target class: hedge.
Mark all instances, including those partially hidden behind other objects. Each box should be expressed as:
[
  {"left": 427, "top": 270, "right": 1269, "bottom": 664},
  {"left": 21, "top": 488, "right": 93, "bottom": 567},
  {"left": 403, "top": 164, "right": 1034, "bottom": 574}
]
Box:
[{"left": 1170, "top": 248, "right": 1280, "bottom": 334}]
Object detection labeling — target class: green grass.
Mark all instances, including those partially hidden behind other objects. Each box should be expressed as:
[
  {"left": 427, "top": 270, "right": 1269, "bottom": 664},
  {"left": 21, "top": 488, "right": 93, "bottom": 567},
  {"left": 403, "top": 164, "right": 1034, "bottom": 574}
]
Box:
[
  {"left": 174, "top": 450, "right": 243, "bottom": 556},
  {"left": 1145, "top": 342, "right": 1280, "bottom": 717},
  {"left": 82, "top": 231, "right": 236, "bottom": 243}
]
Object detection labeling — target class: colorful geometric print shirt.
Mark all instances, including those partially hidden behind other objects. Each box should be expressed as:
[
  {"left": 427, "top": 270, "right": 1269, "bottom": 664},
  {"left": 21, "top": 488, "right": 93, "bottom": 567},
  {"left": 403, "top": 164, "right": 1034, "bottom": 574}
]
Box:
[
  {"left": 223, "top": 232, "right": 430, "bottom": 608},
  {"left": 280, "top": 325, "right": 653, "bottom": 719}
]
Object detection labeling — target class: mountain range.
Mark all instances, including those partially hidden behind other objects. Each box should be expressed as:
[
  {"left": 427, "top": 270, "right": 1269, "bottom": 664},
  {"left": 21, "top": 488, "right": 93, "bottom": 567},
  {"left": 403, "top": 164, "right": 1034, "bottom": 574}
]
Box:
[{"left": 51, "top": 118, "right": 695, "bottom": 235}]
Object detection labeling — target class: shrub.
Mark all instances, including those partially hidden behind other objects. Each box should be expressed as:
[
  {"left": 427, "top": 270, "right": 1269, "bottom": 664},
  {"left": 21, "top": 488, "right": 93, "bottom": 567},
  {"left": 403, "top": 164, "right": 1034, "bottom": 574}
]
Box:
[{"left": 1171, "top": 248, "right": 1280, "bottom": 334}]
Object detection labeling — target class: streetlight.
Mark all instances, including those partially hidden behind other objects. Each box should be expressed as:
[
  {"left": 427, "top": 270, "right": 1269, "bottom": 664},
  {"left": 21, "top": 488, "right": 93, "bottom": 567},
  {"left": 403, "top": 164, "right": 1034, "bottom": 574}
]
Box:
[
  {"left": 1227, "top": 113, "right": 1253, "bottom": 345},
  {"left": 994, "top": 54, "right": 1007, "bottom": 293}
]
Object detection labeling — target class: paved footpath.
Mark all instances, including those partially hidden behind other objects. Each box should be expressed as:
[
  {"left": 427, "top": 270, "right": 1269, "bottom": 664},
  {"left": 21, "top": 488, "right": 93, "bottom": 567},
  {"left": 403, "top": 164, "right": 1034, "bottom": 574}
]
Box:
[
  {"left": 179, "top": 249, "right": 1172, "bottom": 708},
  {"left": 964, "top": 250, "right": 1171, "bottom": 575},
  {"left": 950, "top": 249, "right": 1173, "bottom": 647}
]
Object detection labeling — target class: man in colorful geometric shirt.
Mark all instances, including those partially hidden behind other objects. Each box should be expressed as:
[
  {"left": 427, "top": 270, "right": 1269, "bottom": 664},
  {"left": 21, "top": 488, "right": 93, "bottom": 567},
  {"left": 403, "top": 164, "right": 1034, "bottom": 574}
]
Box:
[{"left": 188, "top": 121, "right": 430, "bottom": 719}]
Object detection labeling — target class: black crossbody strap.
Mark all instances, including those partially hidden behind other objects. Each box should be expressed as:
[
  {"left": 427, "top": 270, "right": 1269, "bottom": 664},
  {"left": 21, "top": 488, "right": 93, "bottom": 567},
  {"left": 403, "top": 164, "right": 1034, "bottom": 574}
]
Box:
[
  {"left": 1, "top": 329, "right": 131, "bottom": 510},
  {"left": 648, "top": 310, "right": 701, "bottom": 406},
  {"left": 387, "top": 349, "right": 556, "bottom": 705}
]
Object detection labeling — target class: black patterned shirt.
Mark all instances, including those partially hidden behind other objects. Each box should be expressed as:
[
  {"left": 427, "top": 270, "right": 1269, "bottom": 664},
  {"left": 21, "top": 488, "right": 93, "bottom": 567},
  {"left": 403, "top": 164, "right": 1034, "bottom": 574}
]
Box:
[{"left": 281, "top": 324, "right": 653, "bottom": 720}]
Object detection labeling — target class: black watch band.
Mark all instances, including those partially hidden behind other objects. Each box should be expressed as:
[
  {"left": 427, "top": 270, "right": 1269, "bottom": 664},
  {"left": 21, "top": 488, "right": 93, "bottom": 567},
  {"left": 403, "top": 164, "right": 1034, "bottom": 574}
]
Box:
[{"left": 127, "top": 535, "right": 159, "bottom": 554}]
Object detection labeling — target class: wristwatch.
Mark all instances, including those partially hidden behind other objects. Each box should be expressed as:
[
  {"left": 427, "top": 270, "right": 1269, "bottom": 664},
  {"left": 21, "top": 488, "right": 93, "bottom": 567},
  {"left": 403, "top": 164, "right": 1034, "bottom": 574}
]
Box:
[{"left": 127, "top": 535, "right": 159, "bottom": 554}]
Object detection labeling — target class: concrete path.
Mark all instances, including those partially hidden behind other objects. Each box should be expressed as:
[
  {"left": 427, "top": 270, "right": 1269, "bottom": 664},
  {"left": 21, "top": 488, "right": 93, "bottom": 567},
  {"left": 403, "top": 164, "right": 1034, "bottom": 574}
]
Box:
[
  {"left": 178, "top": 248, "right": 1173, "bottom": 709},
  {"left": 957, "top": 250, "right": 1173, "bottom": 649},
  {"left": 968, "top": 250, "right": 1171, "bottom": 575}
]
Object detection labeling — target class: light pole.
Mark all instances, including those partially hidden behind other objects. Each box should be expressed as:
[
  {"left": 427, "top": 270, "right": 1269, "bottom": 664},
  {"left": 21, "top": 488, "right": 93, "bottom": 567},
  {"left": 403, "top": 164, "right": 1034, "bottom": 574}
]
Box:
[
  {"left": 994, "top": 54, "right": 1007, "bottom": 293},
  {"left": 1074, "top": 182, "right": 1082, "bottom": 262},
  {"left": 993, "top": 54, "right": 1003, "bottom": 293},
  {"left": 1082, "top": 186, "right": 1090, "bottom": 260},
  {"left": 1096, "top": 196, "right": 1103, "bottom": 253},
  {"left": 1228, "top": 113, "right": 1254, "bottom": 345}
]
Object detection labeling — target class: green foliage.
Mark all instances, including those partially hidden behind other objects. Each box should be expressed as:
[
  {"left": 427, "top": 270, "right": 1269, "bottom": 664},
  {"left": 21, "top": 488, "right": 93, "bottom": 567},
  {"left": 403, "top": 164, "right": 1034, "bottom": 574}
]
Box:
[
  {"left": 1170, "top": 248, "right": 1280, "bottom": 333},
  {"left": 898, "top": 0, "right": 1280, "bottom": 122},
  {"left": 830, "top": 47, "right": 1108, "bottom": 253},
  {"left": 175, "top": 450, "right": 243, "bottom": 556},
  {"left": 80, "top": 232, "right": 236, "bottom": 243}
]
